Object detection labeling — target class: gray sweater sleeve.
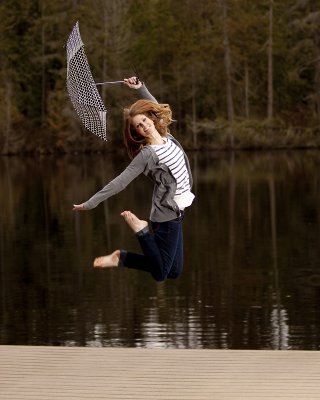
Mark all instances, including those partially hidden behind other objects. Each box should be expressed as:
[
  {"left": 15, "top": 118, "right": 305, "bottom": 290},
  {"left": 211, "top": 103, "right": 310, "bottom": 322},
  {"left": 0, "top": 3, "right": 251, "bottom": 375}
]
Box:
[
  {"left": 136, "top": 84, "right": 158, "bottom": 103},
  {"left": 82, "top": 150, "right": 148, "bottom": 210}
]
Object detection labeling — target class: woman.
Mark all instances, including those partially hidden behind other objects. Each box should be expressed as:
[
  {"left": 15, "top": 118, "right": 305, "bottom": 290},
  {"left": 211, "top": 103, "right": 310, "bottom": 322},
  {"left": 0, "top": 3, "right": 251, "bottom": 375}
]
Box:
[{"left": 73, "top": 77, "right": 195, "bottom": 282}]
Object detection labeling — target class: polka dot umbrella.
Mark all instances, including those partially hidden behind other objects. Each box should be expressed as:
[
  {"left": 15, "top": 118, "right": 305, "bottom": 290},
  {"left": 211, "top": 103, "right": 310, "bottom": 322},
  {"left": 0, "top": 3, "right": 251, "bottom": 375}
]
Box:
[{"left": 65, "top": 22, "right": 123, "bottom": 142}]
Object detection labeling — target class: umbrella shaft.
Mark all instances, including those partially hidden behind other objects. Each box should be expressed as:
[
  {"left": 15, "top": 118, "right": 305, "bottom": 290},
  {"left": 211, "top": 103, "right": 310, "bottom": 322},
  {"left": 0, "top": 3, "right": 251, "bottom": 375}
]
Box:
[{"left": 96, "top": 80, "right": 124, "bottom": 85}]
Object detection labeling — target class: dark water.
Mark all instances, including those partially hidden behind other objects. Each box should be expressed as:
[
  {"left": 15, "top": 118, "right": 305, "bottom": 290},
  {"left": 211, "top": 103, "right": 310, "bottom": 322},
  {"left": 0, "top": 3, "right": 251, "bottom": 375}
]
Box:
[{"left": 1, "top": 150, "right": 320, "bottom": 350}]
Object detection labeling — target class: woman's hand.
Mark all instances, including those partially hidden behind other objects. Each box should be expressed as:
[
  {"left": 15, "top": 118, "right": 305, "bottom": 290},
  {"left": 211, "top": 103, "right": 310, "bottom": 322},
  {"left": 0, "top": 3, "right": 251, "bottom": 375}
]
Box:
[
  {"left": 72, "top": 204, "right": 86, "bottom": 211},
  {"left": 124, "top": 76, "right": 142, "bottom": 89}
]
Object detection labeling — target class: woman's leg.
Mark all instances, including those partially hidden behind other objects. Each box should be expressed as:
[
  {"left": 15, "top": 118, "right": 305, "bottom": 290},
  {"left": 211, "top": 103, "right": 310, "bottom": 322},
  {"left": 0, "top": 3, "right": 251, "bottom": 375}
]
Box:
[
  {"left": 166, "top": 222, "right": 184, "bottom": 279},
  {"left": 121, "top": 211, "right": 184, "bottom": 282},
  {"left": 93, "top": 211, "right": 148, "bottom": 269}
]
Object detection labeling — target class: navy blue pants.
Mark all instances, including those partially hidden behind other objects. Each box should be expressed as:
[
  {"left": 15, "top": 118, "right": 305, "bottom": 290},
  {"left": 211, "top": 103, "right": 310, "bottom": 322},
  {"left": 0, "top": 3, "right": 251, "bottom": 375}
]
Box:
[{"left": 120, "top": 213, "right": 184, "bottom": 282}]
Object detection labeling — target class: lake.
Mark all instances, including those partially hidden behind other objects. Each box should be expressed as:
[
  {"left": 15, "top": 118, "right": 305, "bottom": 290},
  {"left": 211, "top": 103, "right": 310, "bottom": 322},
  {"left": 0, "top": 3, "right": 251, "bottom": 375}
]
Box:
[{"left": 1, "top": 150, "right": 320, "bottom": 349}]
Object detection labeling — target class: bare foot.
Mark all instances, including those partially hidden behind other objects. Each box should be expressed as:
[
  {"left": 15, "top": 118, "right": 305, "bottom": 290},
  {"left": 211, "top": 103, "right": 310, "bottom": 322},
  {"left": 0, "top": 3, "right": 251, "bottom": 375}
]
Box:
[
  {"left": 93, "top": 250, "right": 120, "bottom": 268},
  {"left": 121, "top": 211, "right": 148, "bottom": 234}
]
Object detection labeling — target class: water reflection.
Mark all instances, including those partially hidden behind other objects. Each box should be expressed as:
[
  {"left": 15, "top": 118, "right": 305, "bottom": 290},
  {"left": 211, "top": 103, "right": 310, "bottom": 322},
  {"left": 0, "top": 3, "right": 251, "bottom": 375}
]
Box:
[{"left": 1, "top": 150, "right": 320, "bottom": 349}]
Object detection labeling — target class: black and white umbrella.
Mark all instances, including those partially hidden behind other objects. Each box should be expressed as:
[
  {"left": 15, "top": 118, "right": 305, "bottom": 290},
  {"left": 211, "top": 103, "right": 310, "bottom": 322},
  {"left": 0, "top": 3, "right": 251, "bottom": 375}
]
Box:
[{"left": 65, "top": 22, "right": 122, "bottom": 142}]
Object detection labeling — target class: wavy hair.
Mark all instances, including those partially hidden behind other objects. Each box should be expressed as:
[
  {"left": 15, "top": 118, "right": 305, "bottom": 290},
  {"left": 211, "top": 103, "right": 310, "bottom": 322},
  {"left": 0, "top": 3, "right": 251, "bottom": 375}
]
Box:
[{"left": 123, "top": 99, "right": 174, "bottom": 159}]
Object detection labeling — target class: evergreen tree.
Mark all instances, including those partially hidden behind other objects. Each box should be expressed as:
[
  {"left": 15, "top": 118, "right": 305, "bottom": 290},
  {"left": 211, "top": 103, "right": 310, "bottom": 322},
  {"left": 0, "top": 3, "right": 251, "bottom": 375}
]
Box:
[
  {"left": 1, "top": 0, "right": 320, "bottom": 152},
  {"left": 288, "top": 1, "right": 320, "bottom": 126}
]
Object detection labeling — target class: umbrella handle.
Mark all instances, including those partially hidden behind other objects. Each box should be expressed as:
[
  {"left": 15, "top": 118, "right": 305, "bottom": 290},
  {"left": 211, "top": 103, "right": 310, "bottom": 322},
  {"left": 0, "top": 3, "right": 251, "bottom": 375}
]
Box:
[{"left": 95, "top": 80, "right": 124, "bottom": 86}]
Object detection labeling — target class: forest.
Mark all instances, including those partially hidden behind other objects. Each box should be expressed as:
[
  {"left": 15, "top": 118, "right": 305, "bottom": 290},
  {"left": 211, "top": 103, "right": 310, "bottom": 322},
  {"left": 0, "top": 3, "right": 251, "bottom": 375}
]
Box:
[{"left": 0, "top": 0, "right": 320, "bottom": 154}]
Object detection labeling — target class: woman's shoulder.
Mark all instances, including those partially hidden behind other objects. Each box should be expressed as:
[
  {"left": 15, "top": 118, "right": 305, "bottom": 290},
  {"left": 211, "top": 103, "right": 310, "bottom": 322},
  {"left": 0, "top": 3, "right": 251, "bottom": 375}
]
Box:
[
  {"left": 133, "top": 145, "right": 156, "bottom": 163},
  {"left": 167, "top": 134, "right": 182, "bottom": 146},
  {"left": 139, "top": 145, "right": 154, "bottom": 156},
  {"left": 138, "top": 145, "right": 159, "bottom": 166}
]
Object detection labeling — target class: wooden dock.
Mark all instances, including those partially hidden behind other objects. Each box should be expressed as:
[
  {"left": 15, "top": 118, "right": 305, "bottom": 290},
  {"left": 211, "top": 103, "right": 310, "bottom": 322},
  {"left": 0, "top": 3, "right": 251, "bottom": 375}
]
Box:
[{"left": 0, "top": 346, "right": 319, "bottom": 399}]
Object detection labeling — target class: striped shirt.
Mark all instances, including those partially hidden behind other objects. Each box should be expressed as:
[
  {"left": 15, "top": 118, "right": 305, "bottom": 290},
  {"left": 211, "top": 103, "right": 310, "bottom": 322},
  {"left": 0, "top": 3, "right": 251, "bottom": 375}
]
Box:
[{"left": 151, "top": 138, "right": 195, "bottom": 209}]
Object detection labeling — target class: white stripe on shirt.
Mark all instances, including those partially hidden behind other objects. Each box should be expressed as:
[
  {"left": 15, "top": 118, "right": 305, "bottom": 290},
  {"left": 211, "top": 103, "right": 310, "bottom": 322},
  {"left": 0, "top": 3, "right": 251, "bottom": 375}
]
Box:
[{"left": 151, "top": 138, "right": 191, "bottom": 196}]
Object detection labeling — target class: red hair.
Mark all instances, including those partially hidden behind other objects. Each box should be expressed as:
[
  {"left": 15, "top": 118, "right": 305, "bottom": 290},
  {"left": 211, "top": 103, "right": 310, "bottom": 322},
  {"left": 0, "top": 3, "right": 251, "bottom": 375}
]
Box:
[{"left": 123, "top": 99, "right": 173, "bottom": 159}]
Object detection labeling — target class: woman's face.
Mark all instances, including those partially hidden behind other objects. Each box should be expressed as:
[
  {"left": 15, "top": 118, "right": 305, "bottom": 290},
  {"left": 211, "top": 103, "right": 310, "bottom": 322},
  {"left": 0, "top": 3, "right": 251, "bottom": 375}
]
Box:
[{"left": 131, "top": 114, "right": 156, "bottom": 139}]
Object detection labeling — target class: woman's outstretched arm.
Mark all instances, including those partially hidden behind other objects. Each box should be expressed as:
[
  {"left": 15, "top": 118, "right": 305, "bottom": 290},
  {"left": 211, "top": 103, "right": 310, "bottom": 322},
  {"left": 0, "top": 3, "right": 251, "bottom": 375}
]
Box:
[{"left": 72, "top": 148, "right": 149, "bottom": 211}]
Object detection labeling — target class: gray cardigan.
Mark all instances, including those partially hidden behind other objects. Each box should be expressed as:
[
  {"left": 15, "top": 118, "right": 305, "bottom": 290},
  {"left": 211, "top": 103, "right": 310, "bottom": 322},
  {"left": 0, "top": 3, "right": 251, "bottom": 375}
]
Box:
[{"left": 82, "top": 85, "right": 193, "bottom": 222}]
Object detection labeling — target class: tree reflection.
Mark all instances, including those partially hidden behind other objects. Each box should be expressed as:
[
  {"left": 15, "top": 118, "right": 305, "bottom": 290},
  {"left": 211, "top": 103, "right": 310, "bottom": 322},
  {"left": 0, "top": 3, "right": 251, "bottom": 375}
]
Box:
[
  {"left": 1, "top": 151, "right": 320, "bottom": 349},
  {"left": 269, "top": 163, "right": 289, "bottom": 349}
]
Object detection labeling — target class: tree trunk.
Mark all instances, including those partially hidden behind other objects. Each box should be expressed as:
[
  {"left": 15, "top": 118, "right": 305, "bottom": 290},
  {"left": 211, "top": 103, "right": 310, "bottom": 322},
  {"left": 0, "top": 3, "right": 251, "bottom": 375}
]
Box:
[
  {"left": 4, "top": 79, "right": 12, "bottom": 153},
  {"left": 267, "top": 0, "right": 274, "bottom": 120},
  {"left": 244, "top": 61, "right": 250, "bottom": 118},
  {"left": 220, "top": 0, "right": 234, "bottom": 146},
  {"left": 314, "top": 44, "right": 320, "bottom": 127},
  {"left": 175, "top": 62, "right": 182, "bottom": 133},
  {"left": 41, "top": 3, "right": 46, "bottom": 127},
  {"left": 101, "top": 6, "right": 108, "bottom": 103},
  {"left": 191, "top": 64, "right": 197, "bottom": 147}
]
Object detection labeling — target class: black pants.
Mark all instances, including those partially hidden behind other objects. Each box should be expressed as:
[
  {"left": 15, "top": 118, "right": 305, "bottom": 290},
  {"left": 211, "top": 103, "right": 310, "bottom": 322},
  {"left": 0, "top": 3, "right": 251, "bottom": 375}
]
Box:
[{"left": 120, "top": 214, "right": 184, "bottom": 282}]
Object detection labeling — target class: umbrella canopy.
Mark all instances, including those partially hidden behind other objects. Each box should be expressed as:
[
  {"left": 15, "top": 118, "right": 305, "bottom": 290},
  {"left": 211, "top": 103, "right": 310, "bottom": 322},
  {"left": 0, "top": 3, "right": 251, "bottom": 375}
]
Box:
[{"left": 66, "top": 21, "right": 107, "bottom": 141}]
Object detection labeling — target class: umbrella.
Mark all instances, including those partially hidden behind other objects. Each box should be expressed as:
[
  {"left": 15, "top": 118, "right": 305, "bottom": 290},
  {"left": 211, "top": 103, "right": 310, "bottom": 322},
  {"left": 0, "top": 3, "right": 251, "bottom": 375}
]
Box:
[{"left": 65, "top": 21, "right": 121, "bottom": 142}]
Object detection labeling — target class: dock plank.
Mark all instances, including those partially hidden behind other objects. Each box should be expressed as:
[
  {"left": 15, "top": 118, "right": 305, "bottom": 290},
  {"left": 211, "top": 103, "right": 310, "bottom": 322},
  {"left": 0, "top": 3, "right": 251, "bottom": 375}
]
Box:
[{"left": 0, "top": 346, "right": 319, "bottom": 399}]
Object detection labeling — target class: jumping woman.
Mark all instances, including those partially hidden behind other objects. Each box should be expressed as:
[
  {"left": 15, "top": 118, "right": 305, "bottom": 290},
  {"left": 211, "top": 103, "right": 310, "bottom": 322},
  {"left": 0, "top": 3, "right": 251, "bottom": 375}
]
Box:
[{"left": 73, "top": 77, "right": 195, "bottom": 282}]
